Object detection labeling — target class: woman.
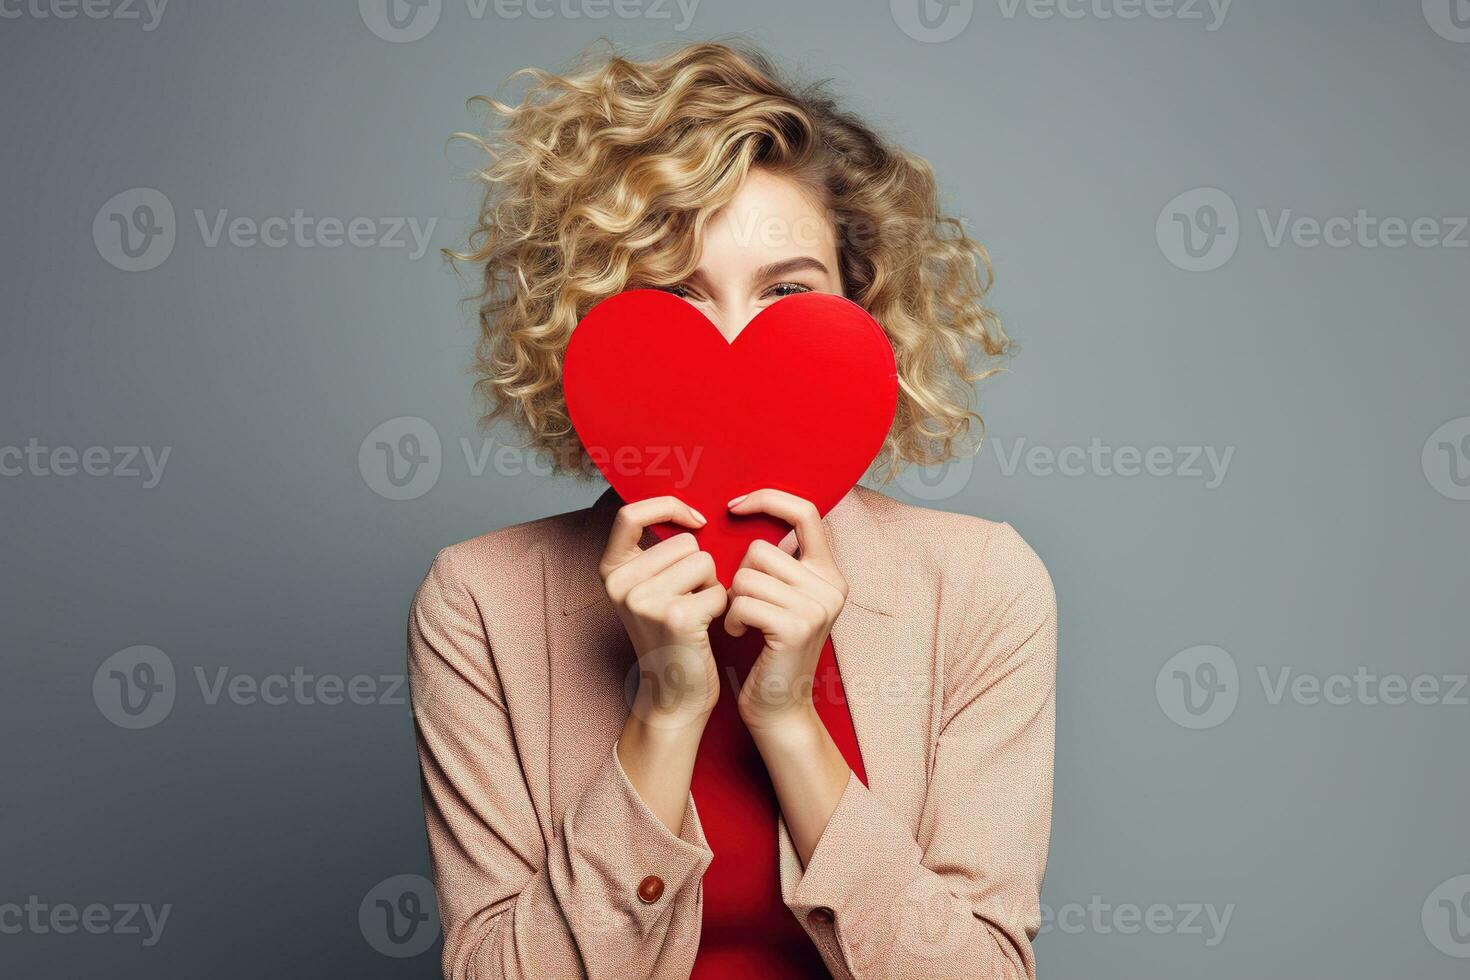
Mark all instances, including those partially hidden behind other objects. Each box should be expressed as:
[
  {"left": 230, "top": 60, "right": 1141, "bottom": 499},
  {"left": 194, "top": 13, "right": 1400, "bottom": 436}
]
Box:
[{"left": 409, "top": 41, "right": 1056, "bottom": 980}]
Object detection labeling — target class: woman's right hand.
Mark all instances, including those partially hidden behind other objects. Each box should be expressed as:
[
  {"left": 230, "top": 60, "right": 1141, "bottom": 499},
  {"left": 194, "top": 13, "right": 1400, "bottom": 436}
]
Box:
[{"left": 600, "top": 495, "right": 728, "bottom": 725}]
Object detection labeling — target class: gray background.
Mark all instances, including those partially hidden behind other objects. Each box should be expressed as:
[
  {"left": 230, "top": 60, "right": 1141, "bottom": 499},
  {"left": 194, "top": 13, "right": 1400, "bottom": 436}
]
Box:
[{"left": 3, "top": 0, "right": 1468, "bottom": 976}]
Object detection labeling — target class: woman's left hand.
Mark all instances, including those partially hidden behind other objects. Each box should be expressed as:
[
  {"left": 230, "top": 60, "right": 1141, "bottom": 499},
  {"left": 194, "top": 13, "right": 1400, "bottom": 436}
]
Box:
[{"left": 723, "top": 488, "right": 848, "bottom": 733}]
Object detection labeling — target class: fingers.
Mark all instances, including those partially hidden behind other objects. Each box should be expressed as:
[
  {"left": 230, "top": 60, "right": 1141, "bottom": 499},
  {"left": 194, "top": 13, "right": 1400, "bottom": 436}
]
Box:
[
  {"left": 726, "top": 489, "right": 835, "bottom": 571},
  {"left": 729, "top": 565, "right": 791, "bottom": 606},
  {"left": 724, "top": 594, "right": 785, "bottom": 638},
  {"left": 600, "top": 495, "right": 707, "bottom": 578},
  {"left": 729, "top": 563, "right": 838, "bottom": 629},
  {"left": 603, "top": 533, "right": 700, "bottom": 604},
  {"left": 626, "top": 550, "right": 721, "bottom": 615},
  {"left": 737, "top": 540, "right": 844, "bottom": 602},
  {"left": 689, "top": 581, "right": 731, "bottom": 622}
]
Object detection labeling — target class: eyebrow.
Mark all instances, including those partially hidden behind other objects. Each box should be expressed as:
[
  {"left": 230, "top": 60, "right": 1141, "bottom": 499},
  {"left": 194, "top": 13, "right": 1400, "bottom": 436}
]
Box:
[
  {"left": 678, "top": 255, "right": 834, "bottom": 293},
  {"left": 752, "top": 256, "right": 832, "bottom": 282}
]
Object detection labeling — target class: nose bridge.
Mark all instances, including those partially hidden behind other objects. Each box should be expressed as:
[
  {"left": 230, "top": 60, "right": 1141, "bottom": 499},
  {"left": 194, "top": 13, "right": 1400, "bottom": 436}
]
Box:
[{"left": 709, "top": 300, "right": 756, "bottom": 344}]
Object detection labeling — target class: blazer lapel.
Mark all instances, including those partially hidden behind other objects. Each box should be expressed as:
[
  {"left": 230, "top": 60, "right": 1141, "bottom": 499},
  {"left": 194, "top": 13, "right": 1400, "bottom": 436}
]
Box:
[
  {"left": 544, "top": 489, "right": 685, "bottom": 830},
  {"left": 823, "top": 486, "right": 902, "bottom": 799},
  {"left": 544, "top": 490, "right": 639, "bottom": 826},
  {"left": 778, "top": 486, "right": 930, "bottom": 894}
]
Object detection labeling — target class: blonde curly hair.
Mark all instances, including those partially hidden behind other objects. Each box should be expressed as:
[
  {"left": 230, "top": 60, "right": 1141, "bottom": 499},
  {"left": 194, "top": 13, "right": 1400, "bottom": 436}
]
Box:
[{"left": 448, "top": 39, "right": 1011, "bottom": 480}]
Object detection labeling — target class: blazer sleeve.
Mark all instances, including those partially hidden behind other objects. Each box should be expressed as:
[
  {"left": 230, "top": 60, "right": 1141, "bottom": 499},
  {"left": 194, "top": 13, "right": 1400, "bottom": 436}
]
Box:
[
  {"left": 407, "top": 547, "right": 714, "bottom": 980},
  {"left": 782, "top": 521, "right": 1057, "bottom": 980}
]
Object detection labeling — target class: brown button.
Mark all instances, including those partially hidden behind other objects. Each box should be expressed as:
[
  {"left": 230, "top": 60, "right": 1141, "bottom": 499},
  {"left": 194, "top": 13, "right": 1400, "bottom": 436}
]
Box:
[
  {"left": 808, "top": 906, "right": 834, "bottom": 926},
  {"left": 637, "top": 875, "right": 665, "bottom": 904}
]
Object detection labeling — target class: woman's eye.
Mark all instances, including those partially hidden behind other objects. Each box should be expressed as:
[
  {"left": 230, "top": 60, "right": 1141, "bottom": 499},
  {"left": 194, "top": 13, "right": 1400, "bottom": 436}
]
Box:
[
  {"left": 657, "top": 284, "right": 691, "bottom": 299},
  {"left": 767, "top": 282, "right": 812, "bottom": 298}
]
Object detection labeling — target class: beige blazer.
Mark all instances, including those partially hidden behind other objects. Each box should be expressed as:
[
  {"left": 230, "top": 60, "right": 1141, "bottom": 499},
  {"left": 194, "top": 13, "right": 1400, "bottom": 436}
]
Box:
[{"left": 407, "top": 485, "right": 1057, "bottom": 980}]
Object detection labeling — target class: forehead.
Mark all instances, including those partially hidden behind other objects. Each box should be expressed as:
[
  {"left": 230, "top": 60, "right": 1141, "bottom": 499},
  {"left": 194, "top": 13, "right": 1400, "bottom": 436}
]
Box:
[{"left": 700, "top": 170, "right": 838, "bottom": 266}]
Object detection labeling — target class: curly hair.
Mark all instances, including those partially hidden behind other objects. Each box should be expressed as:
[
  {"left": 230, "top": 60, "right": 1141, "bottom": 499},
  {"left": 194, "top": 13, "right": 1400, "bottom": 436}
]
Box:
[{"left": 448, "top": 39, "right": 1011, "bottom": 480}]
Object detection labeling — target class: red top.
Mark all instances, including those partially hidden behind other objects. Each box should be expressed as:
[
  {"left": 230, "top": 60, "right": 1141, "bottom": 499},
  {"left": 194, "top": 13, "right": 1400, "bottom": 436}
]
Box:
[{"left": 689, "top": 620, "right": 869, "bottom": 978}]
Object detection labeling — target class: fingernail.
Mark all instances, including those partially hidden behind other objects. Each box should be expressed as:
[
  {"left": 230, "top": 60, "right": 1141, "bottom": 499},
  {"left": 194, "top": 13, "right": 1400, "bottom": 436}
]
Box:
[
  {"left": 727, "top": 494, "right": 747, "bottom": 507},
  {"left": 690, "top": 507, "right": 707, "bottom": 524}
]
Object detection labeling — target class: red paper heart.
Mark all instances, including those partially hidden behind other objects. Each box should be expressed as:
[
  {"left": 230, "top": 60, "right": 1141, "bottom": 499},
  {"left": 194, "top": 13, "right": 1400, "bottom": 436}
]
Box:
[{"left": 564, "top": 289, "right": 898, "bottom": 586}]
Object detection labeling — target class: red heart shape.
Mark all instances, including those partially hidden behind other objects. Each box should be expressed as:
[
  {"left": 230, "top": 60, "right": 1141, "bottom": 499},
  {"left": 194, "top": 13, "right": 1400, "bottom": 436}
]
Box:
[{"left": 564, "top": 289, "right": 898, "bottom": 586}]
